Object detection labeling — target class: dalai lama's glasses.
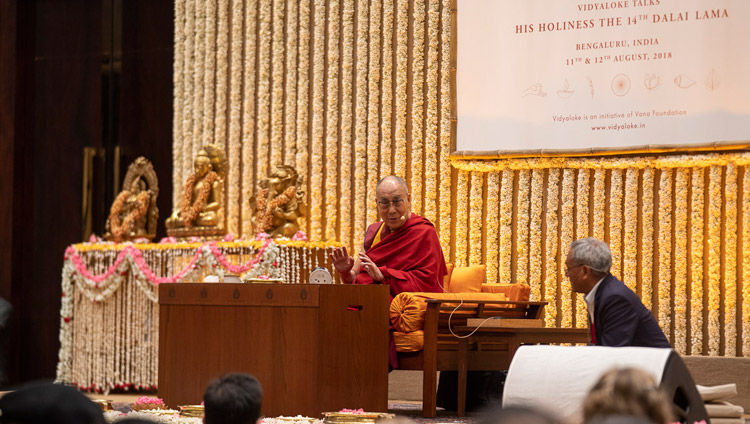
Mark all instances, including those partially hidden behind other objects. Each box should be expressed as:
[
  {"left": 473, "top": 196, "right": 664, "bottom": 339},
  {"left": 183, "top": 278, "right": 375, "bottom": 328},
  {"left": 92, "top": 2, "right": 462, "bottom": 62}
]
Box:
[{"left": 377, "top": 198, "right": 406, "bottom": 209}]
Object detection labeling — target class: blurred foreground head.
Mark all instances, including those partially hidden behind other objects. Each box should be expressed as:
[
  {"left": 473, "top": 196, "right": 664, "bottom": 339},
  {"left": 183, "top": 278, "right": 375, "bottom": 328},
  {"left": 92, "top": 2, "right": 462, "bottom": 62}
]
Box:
[
  {"left": 583, "top": 367, "right": 673, "bottom": 424},
  {"left": 478, "top": 405, "right": 558, "bottom": 424},
  {"left": 0, "top": 381, "right": 105, "bottom": 424},
  {"left": 204, "top": 373, "right": 263, "bottom": 424}
]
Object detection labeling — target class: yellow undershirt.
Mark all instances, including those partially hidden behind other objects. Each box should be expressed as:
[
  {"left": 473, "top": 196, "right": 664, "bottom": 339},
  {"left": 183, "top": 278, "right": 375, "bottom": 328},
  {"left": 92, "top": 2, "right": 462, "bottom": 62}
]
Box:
[{"left": 371, "top": 222, "right": 385, "bottom": 248}]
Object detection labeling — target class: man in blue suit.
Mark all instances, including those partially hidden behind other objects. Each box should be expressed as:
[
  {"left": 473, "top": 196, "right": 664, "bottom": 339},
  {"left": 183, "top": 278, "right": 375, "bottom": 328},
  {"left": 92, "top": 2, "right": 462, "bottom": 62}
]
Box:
[{"left": 566, "top": 237, "right": 670, "bottom": 348}]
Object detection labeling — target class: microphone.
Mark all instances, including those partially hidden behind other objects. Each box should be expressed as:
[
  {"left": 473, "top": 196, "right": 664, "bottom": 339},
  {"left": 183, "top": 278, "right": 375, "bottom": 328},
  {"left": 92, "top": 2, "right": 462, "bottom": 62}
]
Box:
[{"left": 400, "top": 215, "right": 406, "bottom": 221}]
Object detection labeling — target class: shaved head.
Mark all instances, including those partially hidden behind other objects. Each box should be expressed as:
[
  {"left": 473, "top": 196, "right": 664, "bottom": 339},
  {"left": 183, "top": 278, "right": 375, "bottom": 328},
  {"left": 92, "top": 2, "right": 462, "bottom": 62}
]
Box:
[{"left": 376, "top": 175, "right": 409, "bottom": 194}]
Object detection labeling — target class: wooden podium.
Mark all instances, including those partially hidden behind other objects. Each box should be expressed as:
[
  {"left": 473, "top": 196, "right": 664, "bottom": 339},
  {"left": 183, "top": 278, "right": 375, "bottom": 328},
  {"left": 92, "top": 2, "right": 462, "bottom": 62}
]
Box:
[{"left": 158, "top": 283, "right": 390, "bottom": 417}]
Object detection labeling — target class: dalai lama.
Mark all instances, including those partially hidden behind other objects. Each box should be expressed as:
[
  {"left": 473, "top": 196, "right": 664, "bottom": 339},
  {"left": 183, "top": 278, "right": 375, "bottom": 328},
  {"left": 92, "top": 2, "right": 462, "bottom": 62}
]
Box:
[{"left": 330, "top": 175, "right": 446, "bottom": 368}]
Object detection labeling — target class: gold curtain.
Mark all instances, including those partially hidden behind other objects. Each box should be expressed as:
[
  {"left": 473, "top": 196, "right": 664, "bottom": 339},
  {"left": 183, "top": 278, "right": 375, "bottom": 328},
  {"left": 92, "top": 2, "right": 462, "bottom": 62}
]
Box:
[{"left": 172, "top": 0, "right": 750, "bottom": 356}]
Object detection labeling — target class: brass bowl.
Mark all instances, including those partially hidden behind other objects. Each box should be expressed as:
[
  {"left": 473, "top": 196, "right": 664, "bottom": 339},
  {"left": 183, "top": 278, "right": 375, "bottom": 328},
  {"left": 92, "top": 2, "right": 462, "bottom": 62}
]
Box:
[
  {"left": 92, "top": 399, "right": 113, "bottom": 411},
  {"left": 323, "top": 412, "right": 395, "bottom": 424},
  {"left": 179, "top": 405, "right": 205, "bottom": 418}
]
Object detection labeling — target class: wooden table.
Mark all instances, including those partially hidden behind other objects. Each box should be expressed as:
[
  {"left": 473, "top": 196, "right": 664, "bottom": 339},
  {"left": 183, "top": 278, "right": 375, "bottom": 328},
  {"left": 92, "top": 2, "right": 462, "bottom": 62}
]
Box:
[
  {"left": 158, "top": 283, "right": 390, "bottom": 417},
  {"left": 453, "top": 326, "right": 590, "bottom": 416}
]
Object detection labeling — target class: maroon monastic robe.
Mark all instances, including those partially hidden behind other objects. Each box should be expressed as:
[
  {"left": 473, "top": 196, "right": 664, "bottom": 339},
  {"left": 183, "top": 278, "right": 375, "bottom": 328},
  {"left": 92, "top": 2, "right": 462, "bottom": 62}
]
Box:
[
  {"left": 356, "top": 213, "right": 447, "bottom": 299},
  {"left": 354, "top": 213, "right": 447, "bottom": 369}
]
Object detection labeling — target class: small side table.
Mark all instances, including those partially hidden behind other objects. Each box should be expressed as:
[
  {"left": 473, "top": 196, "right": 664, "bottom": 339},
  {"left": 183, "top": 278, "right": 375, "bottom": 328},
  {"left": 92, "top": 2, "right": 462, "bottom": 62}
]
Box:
[{"left": 453, "top": 326, "right": 590, "bottom": 416}]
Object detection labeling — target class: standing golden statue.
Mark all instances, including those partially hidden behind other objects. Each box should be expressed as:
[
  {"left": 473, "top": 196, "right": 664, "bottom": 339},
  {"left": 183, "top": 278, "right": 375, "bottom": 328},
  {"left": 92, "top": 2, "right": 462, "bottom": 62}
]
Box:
[
  {"left": 166, "top": 144, "right": 227, "bottom": 239},
  {"left": 251, "top": 165, "right": 306, "bottom": 238},
  {"left": 104, "top": 157, "right": 159, "bottom": 243}
]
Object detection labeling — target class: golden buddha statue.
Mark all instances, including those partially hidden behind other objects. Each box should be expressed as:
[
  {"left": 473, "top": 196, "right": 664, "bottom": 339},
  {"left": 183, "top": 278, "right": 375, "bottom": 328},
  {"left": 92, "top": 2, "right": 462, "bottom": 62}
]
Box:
[
  {"left": 104, "top": 157, "right": 159, "bottom": 243},
  {"left": 251, "top": 165, "right": 306, "bottom": 238},
  {"left": 166, "top": 144, "right": 227, "bottom": 238}
]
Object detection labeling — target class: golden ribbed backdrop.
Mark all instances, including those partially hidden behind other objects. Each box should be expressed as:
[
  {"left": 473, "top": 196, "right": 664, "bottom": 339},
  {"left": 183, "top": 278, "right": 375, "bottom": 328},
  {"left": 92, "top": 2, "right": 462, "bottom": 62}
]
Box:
[{"left": 172, "top": 0, "right": 750, "bottom": 356}]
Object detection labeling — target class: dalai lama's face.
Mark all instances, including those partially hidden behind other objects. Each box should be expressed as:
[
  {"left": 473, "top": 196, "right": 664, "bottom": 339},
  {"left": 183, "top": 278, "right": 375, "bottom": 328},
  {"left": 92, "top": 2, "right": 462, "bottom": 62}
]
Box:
[{"left": 376, "top": 180, "right": 411, "bottom": 231}]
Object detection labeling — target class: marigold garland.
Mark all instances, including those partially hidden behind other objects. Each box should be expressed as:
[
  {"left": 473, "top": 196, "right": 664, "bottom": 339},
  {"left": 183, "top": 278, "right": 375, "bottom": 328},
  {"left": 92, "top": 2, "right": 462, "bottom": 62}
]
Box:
[
  {"left": 394, "top": 0, "right": 408, "bottom": 178},
  {"left": 641, "top": 168, "right": 654, "bottom": 310},
  {"left": 593, "top": 169, "right": 606, "bottom": 240},
  {"left": 560, "top": 169, "right": 575, "bottom": 328},
  {"left": 295, "top": 0, "right": 310, "bottom": 233},
  {"left": 742, "top": 169, "right": 750, "bottom": 357},
  {"left": 469, "top": 173, "right": 483, "bottom": 265},
  {"left": 438, "top": 0, "right": 452, "bottom": 259},
  {"left": 674, "top": 168, "right": 689, "bottom": 353},
  {"left": 456, "top": 171, "right": 469, "bottom": 267},
  {"left": 528, "top": 169, "right": 544, "bottom": 301},
  {"left": 215, "top": 0, "right": 229, "bottom": 147},
  {"left": 173, "top": 0, "right": 186, "bottom": 209},
  {"left": 353, "top": 0, "right": 369, "bottom": 251},
  {"left": 284, "top": 0, "right": 298, "bottom": 163},
  {"left": 180, "top": 171, "right": 219, "bottom": 227},
  {"left": 241, "top": 0, "right": 258, "bottom": 236},
  {"left": 271, "top": 0, "right": 285, "bottom": 166},
  {"left": 109, "top": 190, "right": 151, "bottom": 240},
  {"left": 257, "top": 0, "right": 272, "bottom": 182},
  {"left": 657, "top": 169, "right": 673, "bottom": 341},
  {"left": 485, "top": 173, "right": 500, "bottom": 283},
  {"left": 499, "top": 170, "right": 513, "bottom": 283},
  {"left": 544, "top": 169, "right": 560, "bottom": 327},
  {"left": 325, "top": 0, "right": 340, "bottom": 242},
  {"left": 192, "top": 1, "right": 205, "bottom": 160},
  {"left": 181, "top": 0, "right": 195, "bottom": 179},
  {"left": 253, "top": 186, "right": 299, "bottom": 234},
  {"left": 450, "top": 152, "right": 750, "bottom": 172},
  {"left": 310, "top": 0, "right": 326, "bottom": 240},
  {"left": 410, "top": 0, "right": 425, "bottom": 215},
  {"left": 423, "top": 0, "right": 440, "bottom": 221},
  {"left": 724, "top": 163, "right": 738, "bottom": 355},
  {"left": 690, "top": 167, "right": 705, "bottom": 354},
  {"left": 202, "top": 0, "right": 217, "bottom": 145},
  {"left": 609, "top": 169, "right": 623, "bottom": 279},
  {"left": 707, "top": 165, "right": 722, "bottom": 355},
  {"left": 338, "top": 0, "right": 354, "bottom": 250},
  {"left": 227, "top": 0, "right": 244, "bottom": 236},
  {"left": 380, "top": 0, "right": 394, "bottom": 178},
  {"left": 516, "top": 169, "right": 531, "bottom": 286},
  {"left": 575, "top": 169, "right": 590, "bottom": 327},
  {"left": 366, "top": 0, "right": 382, "bottom": 225},
  {"left": 623, "top": 169, "right": 639, "bottom": 293}
]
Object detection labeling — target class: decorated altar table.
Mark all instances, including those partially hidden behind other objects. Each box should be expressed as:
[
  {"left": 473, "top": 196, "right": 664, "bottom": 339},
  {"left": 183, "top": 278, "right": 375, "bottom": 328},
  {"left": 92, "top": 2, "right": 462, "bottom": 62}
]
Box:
[{"left": 55, "top": 239, "right": 341, "bottom": 393}]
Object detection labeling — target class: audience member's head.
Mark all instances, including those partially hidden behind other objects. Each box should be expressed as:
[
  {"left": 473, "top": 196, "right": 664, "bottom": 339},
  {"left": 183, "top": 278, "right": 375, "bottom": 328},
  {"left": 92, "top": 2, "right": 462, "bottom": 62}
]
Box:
[
  {"left": 582, "top": 367, "right": 673, "bottom": 424},
  {"left": 478, "top": 405, "right": 558, "bottom": 424},
  {"left": 203, "top": 373, "right": 263, "bottom": 424},
  {"left": 0, "top": 381, "right": 105, "bottom": 424},
  {"left": 586, "top": 415, "right": 654, "bottom": 424}
]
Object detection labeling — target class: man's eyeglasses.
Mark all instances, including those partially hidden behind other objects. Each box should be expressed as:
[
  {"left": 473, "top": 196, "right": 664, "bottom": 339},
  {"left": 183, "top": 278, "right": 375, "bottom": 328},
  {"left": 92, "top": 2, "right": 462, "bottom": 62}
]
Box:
[{"left": 377, "top": 198, "right": 406, "bottom": 209}]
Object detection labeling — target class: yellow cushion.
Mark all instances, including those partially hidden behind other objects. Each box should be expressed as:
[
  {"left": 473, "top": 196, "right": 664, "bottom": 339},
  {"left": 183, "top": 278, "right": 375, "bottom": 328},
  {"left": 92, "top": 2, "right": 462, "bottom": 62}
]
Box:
[
  {"left": 443, "top": 263, "right": 455, "bottom": 291},
  {"left": 393, "top": 330, "right": 424, "bottom": 352},
  {"left": 481, "top": 283, "right": 531, "bottom": 301},
  {"left": 389, "top": 291, "right": 507, "bottom": 332},
  {"left": 447, "top": 264, "right": 485, "bottom": 293}
]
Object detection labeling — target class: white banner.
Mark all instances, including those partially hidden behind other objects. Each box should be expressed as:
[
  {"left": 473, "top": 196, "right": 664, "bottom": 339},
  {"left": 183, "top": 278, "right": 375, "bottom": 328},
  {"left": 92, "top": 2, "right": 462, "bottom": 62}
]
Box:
[{"left": 457, "top": 0, "right": 750, "bottom": 155}]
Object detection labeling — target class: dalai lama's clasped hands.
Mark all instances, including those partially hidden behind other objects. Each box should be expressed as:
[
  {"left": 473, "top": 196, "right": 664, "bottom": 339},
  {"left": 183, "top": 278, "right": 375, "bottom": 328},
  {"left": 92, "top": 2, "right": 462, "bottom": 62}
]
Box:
[
  {"left": 329, "top": 246, "right": 384, "bottom": 284},
  {"left": 358, "top": 251, "right": 384, "bottom": 282}
]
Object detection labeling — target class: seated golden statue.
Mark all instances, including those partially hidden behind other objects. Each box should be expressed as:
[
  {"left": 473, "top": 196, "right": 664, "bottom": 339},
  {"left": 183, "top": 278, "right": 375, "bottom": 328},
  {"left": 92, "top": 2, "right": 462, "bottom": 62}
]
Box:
[
  {"left": 166, "top": 144, "right": 227, "bottom": 238},
  {"left": 104, "top": 157, "right": 159, "bottom": 243},
  {"left": 251, "top": 165, "right": 306, "bottom": 238}
]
